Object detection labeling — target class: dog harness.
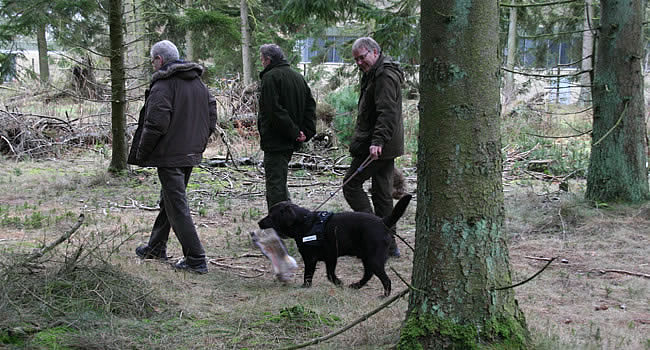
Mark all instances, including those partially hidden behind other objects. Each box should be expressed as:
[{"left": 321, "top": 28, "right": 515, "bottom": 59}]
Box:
[{"left": 301, "top": 211, "right": 333, "bottom": 246}]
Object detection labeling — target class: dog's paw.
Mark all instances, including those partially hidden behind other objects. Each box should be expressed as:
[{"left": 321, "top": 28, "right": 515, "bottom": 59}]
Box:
[
  {"left": 301, "top": 281, "right": 312, "bottom": 288},
  {"left": 349, "top": 282, "right": 362, "bottom": 289},
  {"left": 328, "top": 277, "right": 342, "bottom": 285}
]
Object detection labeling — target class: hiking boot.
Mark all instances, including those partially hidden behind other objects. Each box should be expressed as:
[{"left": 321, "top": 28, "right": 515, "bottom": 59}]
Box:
[
  {"left": 135, "top": 244, "right": 168, "bottom": 260},
  {"left": 173, "top": 257, "right": 208, "bottom": 274}
]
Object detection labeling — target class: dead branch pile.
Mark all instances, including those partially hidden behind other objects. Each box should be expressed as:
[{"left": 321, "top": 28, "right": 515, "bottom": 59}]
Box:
[
  {"left": 0, "top": 109, "right": 111, "bottom": 159},
  {"left": 213, "top": 79, "right": 258, "bottom": 130}
]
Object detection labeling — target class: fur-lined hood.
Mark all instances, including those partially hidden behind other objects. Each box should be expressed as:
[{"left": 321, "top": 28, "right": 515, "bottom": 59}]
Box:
[{"left": 151, "top": 61, "right": 204, "bottom": 84}]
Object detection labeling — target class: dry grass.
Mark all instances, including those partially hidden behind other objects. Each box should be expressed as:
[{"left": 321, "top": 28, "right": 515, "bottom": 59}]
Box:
[
  {"left": 0, "top": 148, "right": 648, "bottom": 349},
  {"left": 506, "top": 182, "right": 650, "bottom": 350},
  {"left": 0, "top": 92, "right": 648, "bottom": 349}
]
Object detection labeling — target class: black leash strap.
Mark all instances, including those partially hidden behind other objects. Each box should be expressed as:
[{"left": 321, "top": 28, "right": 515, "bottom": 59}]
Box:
[{"left": 313, "top": 155, "right": 373, "bottom": 211}]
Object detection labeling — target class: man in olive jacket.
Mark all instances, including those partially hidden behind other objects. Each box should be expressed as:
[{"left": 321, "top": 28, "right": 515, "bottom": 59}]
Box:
[
  {"left": 128, "top": 40, "right": 217, "bottom": 273},
  {"left": 343, "top": 37, "right": 404, "bottom": 257},
  {"left": 258, "top": 44, "right": 316, "bottom": 210}
]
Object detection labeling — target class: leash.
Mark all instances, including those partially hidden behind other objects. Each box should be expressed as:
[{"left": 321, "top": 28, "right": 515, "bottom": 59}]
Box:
[{"left": 313, "top": 154, "right": 374, "bottom": 211}]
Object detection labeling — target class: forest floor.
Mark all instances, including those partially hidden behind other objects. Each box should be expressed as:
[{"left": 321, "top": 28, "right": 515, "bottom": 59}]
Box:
[{"left": 0, "top": 141, "right": 648, "bottom": 349}]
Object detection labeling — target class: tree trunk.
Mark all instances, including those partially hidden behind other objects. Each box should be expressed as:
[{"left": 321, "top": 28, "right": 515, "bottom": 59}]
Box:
[
  {"left": 36, "top": 22, "right": 49, "bottom": 84},
  {"left": 185, "top": 0, "right": 193, "bottom": 61},
  {"left": 125, "top": 0, "right": 143, "bottom": 70},
  {"left": 579, "top": 0, "right": 594, "bottom": 105},
  {"left": 399, "top": 1, "right": 528, "bottom": 348},
  {"left": 502, "top": 3, "right": 518, "bottom": 113},
  {"left": 108, "top": 0, "right": 127, "bottom": 173},
  {"left": 586, "top": 0, "right": 649, "bottom": 202},
  {"left": 240, "top": 0, "right": 252, "bottom": 86}
]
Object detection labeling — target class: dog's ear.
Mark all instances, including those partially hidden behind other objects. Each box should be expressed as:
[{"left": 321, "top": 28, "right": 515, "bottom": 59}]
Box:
[{"left": 279, "top": 205, "right": 297, "bottom": 226}]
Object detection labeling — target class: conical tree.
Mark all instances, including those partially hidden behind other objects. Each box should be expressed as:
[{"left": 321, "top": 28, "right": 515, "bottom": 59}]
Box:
[
  {"left": 399, "top": 0, "right": 529, "bottom": 348},
  {"left": 586, "top": 0, "right": 648, "bottom": 203}
]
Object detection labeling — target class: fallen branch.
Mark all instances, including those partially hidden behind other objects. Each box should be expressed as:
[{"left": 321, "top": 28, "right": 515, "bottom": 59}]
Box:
[
  {"left": 21, "top": 214, "right": 85, "bottom": 265},
  {"left": 208, "top": 259, "right": 266, "bottom": 273},
  {"left": 524, "top": 256, "right": 553, "bottom": 261},
  {"left": 494, "top": 257, "right": 557, "bottom": 290},
  {"left": 116, "top": 199, "right": 158, "bottom": 211},
  {"left": 281, "top": 288, "right": 409, "bottom": 350},
  {"left": 390, "top": 266, "right": 429, "bottom": 297},
  {"left": 0, "top": 135, "right": 16, "bottom": 154},
  {"left": 595, "top": 269, "right": 650, "bottom": 279}
]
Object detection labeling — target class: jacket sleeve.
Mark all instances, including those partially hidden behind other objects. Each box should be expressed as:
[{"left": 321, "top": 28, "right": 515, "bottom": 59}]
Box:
[
  {"left": 208, "top": 90, "right": 218, "bottom": 136},
  {"left": 261, "top": 75, "right": 300, "bottom": 141},
  {"left": 371, "top": 71, "right": 401, "bottom": 147},
  {"left": 302, "top": 82, "right": 317, "bottom": 141},
  {"left": 137, "top": 83, "right": 171, "bottom": 160}
]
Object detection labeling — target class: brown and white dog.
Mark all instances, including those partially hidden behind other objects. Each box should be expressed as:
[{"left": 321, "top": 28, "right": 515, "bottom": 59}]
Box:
[{"left": 258, "top": 194, "right": 412, "bottom": 297}]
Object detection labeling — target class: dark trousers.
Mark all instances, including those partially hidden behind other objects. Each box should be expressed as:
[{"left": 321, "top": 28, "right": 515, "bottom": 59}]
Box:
[
  {"left": 343, "top": 156, "right": 398, "bottom": 250},
  {"left": 263, "top": 150, "right": 293, "bottom": 210},
  {"left": 148, "top": 167, "right": 205, "bottom": 264}
]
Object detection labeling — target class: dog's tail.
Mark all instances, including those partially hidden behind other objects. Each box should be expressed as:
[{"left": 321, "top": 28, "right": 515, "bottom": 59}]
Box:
[{"left": 383, "top": 194, "right": 412, "bottom": 228}]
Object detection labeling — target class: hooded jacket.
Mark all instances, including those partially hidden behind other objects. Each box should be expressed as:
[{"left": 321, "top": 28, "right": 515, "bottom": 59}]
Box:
[
  {"left": 257, "top": 60, "right": 316, "bottom": 152},
  {"left": 350, "top": 54, "right": 404, "bottom": 159},
  {"left": 128, "top": 61, "right": 217, "bottom": 167}
]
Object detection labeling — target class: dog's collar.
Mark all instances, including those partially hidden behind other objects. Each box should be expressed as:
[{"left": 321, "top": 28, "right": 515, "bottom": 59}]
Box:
[{"left": 300, "top": 211, "right": 333, "bottom": 245}]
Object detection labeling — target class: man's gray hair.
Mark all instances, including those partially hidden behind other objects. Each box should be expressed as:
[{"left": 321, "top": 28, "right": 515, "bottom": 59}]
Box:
[
  {"left": 151, "top": 40, "right": 180, "bottom": 63},
  {"left": 260, "top": 44, "right": 285, "bottom": 64},
  {"left": 352, "top": 37, "right": 381, "bottom": 54}
]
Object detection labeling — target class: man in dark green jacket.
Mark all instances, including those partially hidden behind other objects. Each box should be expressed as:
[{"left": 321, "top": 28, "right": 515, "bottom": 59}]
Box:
[
  {"left": 343, "top": 37, "right": 405, "bottom": 257},
  {"left": 129, "top": 40, "right": 217, "bottom": 273},
  {"left": 258, "top": 44, "right": 316, "bottom": 210}
]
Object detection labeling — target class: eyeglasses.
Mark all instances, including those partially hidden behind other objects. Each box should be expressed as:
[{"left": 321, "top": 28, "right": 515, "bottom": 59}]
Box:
[{"left": 353, "top": 51, "right": 370, "bottom": 63}]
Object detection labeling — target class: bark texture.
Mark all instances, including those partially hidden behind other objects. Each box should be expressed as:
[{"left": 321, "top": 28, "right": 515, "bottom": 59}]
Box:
[
  {"left": 240, "top": 0, "right": 252, "bottom": 86},
  {"left": 586, "top": 0, "right": 648, "bottom": 202},
  {"left": 502, "top": 2, "right": 517, "bottom": 111},
  {"left": 579, "top": 0, "right": 594, "bottom": 105},
  {"left": 108, "top": 0, "right": 128, "bottom": 173},
  {"left": 400, "top": 1, "right": 528, "bottom": 348},
  {"left": 36, "top": 22, "right": 49, "bottom": 84}
]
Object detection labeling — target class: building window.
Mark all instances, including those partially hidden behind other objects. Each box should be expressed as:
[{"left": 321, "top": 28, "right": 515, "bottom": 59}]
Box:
[{"left": 299, "top": 36, "right": 354, "bottom": 63}]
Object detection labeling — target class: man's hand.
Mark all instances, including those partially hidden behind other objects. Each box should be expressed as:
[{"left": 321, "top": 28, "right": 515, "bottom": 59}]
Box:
[
  {"left": 369, "top": 145, "right": 382, "bottom": 160},
  {"left": 296, "top": 131, "right": 306, "bottom": 142}
]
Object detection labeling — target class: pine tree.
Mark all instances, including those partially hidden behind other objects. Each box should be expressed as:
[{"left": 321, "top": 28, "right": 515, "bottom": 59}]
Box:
[
  {"left": 586, "top": 0, "right": 649, "bottom": 202},
  {"left": 399, "top": 1, "right": 529, "bottom": 347}
]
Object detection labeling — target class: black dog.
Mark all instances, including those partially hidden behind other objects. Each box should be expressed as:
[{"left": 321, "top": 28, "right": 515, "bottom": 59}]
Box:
[{"left": 258, "top": 194, "right": 412, "bottom": 297}]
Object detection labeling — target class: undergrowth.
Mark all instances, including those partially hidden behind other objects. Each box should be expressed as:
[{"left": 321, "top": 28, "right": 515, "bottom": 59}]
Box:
[{"left": 502, "top": 104, "right": 591, "bottom": 179}]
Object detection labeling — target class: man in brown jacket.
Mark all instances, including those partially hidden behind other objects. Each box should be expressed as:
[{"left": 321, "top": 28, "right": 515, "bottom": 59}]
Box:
[
  {"left": 129, "top": 40, "right": 217, "bottom": 273},
  {"left": 343, "top": 37, "right": 404, "bottom": 257}
]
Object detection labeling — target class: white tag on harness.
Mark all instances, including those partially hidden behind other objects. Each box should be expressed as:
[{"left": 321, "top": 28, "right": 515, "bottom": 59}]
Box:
[{"left": 302, "top": 235, "right": 317, "bottom": 242}]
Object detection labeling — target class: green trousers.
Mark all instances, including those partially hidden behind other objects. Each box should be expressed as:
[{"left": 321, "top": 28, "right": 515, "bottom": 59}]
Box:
[
  {"left": 342, "top": 156, "right": 398, "bottom": 252},
  {"left": 263, "top": 150, "right": 293, "bottom": 210}
]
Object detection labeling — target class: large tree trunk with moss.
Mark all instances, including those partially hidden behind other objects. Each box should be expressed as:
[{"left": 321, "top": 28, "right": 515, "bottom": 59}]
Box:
[
  {"left": 398, "top": 1, "right": 528, "bottom": 348},
  {"left": 108, "top": 0, "right": 127, "bottom": 173},
  {"left": 586, "top": 0, "right": 648, "bottom": 202},
  {"left": 36, "top": 22, "right": 49, "bottom": 84}
]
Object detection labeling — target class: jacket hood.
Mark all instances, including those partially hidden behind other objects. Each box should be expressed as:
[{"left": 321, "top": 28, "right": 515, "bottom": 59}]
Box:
[
  {"left": 368, "top": 55, "right": 404, "bottom": 84},
  {"left": 151, "top": 61, "right": 204, "bottom": 84}
]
